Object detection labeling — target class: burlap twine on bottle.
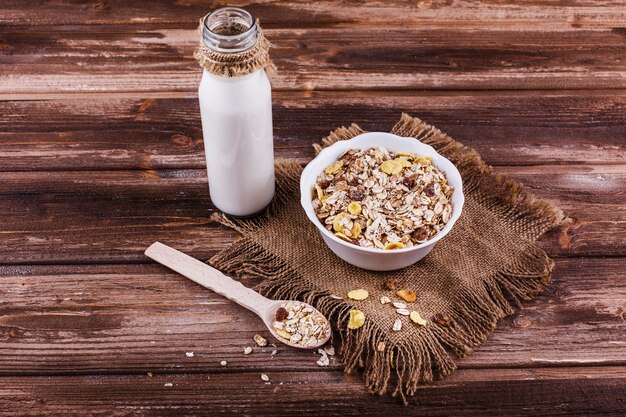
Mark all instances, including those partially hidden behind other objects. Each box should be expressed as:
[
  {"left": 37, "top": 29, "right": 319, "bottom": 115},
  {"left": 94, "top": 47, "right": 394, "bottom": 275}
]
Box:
[
  {"left": 193, "top": 14, "right": 276, "bottom": 78},
  {"left": 208, "top": 113, "right": 565, "bottom": 404}
]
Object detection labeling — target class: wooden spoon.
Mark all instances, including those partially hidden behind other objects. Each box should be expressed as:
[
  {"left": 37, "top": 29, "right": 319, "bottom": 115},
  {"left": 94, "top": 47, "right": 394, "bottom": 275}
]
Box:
[{"left": 145, "top": 242, "right": 331, "bottom": 350}]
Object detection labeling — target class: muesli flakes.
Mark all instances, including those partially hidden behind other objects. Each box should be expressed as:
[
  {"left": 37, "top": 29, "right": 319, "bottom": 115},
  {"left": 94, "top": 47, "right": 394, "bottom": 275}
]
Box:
[{"left": 312, "top": 147, "right": 454, "bottom": 250}]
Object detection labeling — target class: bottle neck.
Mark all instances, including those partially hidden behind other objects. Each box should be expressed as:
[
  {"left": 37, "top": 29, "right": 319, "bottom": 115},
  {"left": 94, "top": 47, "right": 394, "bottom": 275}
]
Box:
[{"left": 201, "top": 7, "right": 258, "bottom": 54}]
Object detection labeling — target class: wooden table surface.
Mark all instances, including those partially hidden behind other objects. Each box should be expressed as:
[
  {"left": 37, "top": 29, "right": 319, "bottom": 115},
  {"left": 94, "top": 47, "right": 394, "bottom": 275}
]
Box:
[{"left": 1, "top": 1, "right": 625, "bottom": 415}]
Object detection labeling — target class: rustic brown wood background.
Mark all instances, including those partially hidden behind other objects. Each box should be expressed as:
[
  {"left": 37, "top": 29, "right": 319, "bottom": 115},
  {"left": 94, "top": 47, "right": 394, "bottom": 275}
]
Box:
[{"left": 1, "top": 1, "right": 625, "bottom": 415}]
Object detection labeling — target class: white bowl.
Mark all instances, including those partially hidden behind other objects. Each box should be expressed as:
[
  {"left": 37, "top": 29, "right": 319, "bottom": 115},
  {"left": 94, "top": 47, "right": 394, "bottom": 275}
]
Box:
[{"left": 300, "top": 132, "right": 464, "bottom": 271}]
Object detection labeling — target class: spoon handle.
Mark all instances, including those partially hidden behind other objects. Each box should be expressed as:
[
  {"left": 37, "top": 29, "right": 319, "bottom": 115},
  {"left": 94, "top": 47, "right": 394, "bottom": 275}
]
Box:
[{"left": 145, "top": 242, "right": 274, "bottom": 317}]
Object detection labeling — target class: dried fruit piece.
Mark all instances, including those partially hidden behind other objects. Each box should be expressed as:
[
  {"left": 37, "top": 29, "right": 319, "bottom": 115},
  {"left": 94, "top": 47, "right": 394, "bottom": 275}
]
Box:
[
  {"left": 380, "top": 295, "right": 391, "bottom": 304},
  {"left": 347, "top": 309, "right": 365, "bottom": 330},
  {"left": 347, "top": 202, "right": 362, "bottom": 216},
  {"left": 392, "top": 318, "right": 402, "bottom": 331},
  {"left": 275, "top": 328, "right": 292, "bottom": 340},
  {"left": 383, "top": 242, "right": 405, "bottom": 250},
  {"left": 314, "top": 184, "right": 324, "bottom": 200},
  {"left": 334, "top": 232, "right": 352, "bottom": 242},
  {"left": 348, "top": 188, "right": 365, "bottom": 201},
  {"left": 395, "top": 157, "right": 412, "bottom": 168},
  {"left": 275, "top": 307, "right": 289, "bottom": 322},
  {"left": 410, "top": 311, "right": 428, "bottom": 326},
  {"left": 324, "top": 160, "right": 344, "bottom": 174},
  {"left": 396, "top": 289, "right": 417, "bottom": 303},
  {"left": 380, "top": 159, "right": 402, "bottom": 175},
  {"left": 254, "top": 334, "right": 267, "bottom": 347},
  {"left": 350, "top": 222, "right": 362, "bottom": 238},
  {"left": 347, "top": 289, "right": 369, "bottom": 301},
  {"left": 396, "top": 308, "right": 410, "bottom": 316},
  {"left": 332, "top": 212, "right": 351, "bottom": 232},
  {"left": 385, "top": 277, "right": 400, "bottom": 291},
  {"left": 423, "top": 183, "right": 436, "bottom": 197},
  {"left": 432, "top": 313, "right": 452, "bottom": 327}
]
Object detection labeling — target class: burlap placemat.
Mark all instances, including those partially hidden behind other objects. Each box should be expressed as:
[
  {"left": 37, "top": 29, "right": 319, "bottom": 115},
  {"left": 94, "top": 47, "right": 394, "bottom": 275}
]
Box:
[{"left": 209, "top": 113, "right": 565, "bottom": 403}]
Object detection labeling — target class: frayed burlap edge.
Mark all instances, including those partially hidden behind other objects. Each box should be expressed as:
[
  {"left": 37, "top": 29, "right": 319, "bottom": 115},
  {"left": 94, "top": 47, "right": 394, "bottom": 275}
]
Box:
[
  {"left": 194, "top": 15, "right": 276, "bottom": 78},
  {"left": 208, "top": 114, "right": 566, "bottom": 404}
]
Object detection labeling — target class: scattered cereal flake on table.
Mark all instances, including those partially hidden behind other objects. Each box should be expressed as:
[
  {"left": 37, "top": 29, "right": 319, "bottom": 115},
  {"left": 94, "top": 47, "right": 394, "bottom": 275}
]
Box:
[
  {"left": 220, "top": 360, "right": 227, "bottom": 366},
  {"left": 347, "top": 289, "right": 369, "bottom": 301},
  {"left": 323, "top": 345, "right": 335, "bottom": 356},
  {"left": 330, "top": 294, "right": 343, "bottom": 300},
  {"left": 271, "top": 349, "right": 278, "bottom": 356},
  {"left": 380, "top": 295, "right": 391, "bottom": 304},
  {"left": 316, "top": 350, "right": 330, "bottom": 367},
  {"left": 410, "top": 311, "right": 428, "bottom": 326},
  {"left": 377, "top": 341, "right": 386, "bottom": 352},
  {"left": 393, "top": 318, "right": 402, "bottom": 331},
  {"left": 348, "top": 309, "right": 366, "bottom": 329},
  {"left": 396, "top": 308, "right": 410, "bottom": 316},
  {"left": 396, "top": 289, "right": 417, "bottom": 303},
  {"left": 261, "top": 373, "right": 270, "bottom": 382},
  {"left": 243, "top": 347, "right": 252, "bottom": 355},
  {"left": 392, "top": 301, "right": 407, "bottom": 309},
  {"left": 254, "top": 334, "right": 267, "bottom": 347},
  {"left": 164, "top": 383, "right": 173, "bottom": 387},
  {"left": 147, "top": 372, "right": 153, "bottom": 378},
  {"left": 185, "top": 352, "right": 194, "bottom": 357}
]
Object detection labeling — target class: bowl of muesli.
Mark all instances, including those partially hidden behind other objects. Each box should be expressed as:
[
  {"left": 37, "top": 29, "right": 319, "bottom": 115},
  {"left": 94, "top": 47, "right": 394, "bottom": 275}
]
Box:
[{"left": 300, "top": 132, "right": 464, "bottom": 271}]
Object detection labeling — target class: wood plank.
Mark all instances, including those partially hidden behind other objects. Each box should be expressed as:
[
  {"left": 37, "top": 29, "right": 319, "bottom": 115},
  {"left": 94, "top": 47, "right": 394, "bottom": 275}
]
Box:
[
  {"left": 0, "top": 92, "right": 624, "bottom": 171},
  {"left": 1, "top": 366, "right": 625, "bottom": 416},
  {"left": 0, "top": 258, "right": 624, "bottom": 375},
  {"left": 2, "top": 0, "right": 626, "bottom": 29},
  {"left": 3, "top": 26, "right": 626, "bottom": 93},
  {"left": 0, "top": 166, "right": 623, "bottom": 264}
]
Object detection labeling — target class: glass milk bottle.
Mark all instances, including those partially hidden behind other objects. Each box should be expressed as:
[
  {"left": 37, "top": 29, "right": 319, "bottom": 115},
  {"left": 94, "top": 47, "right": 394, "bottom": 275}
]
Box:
[{"left": 198, "top": 7, "right": 275, "bottom": 216}]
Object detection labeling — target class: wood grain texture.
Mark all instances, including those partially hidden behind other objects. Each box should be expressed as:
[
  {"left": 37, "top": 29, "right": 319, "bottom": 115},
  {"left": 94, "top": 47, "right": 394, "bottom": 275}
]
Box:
[
  {"left": 1, "top": 92, "right": 624, "bottom": 171},
  {"left": 1, "top": 367, "right": 626, "bottom": 417},
  {"left": 0, "top": 258, "right": 624, "bottom": 375},
  {"left": 3, "top": 25, "right": 626, "bottom": 93},
  {"left": 2, "top": 0, "right": 626, "bottom": 29},
  {"left": 0, "top": 166, "right": 623, "bottom": 264}
]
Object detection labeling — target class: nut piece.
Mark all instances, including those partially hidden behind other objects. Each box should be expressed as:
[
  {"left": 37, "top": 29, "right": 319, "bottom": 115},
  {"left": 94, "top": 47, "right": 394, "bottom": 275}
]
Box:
[
  {"left": 347, "top": 289, "right": 369, "bottom": 301},
  {"left": 396, "top": 289, "right": 417, "bottom": 303},
  {"left": 347, "top": 309, "right": 365, "bottom": 330},
  {"left": 254, "top": 334, "right": 268, "bottom": 347},
  {"left": 385, "top": 277, "right": 400, "bottom": 291},
  {"left": 410, "top": 311, "right": 428, "bottom": 326},
  {"left": 377, "top": 341, "right": 386, "bottom": 352},
  {"left": 396, "top": 308, "right": 410, "bottom": 316},
  {"left": 392, "top": 318, "right": 402, "bottom": 331}
]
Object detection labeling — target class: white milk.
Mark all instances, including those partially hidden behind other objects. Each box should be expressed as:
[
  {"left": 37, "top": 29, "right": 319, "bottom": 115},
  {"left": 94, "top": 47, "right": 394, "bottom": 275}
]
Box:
[{"left": 197, "top": 8, "right": 275, "bottom": 216}]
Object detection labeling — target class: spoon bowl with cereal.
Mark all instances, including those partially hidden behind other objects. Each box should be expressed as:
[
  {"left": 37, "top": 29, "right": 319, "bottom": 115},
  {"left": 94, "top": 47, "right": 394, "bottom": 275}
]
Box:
[{"left": 145, "top": 242, "right": 331, "bottom": 349}]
